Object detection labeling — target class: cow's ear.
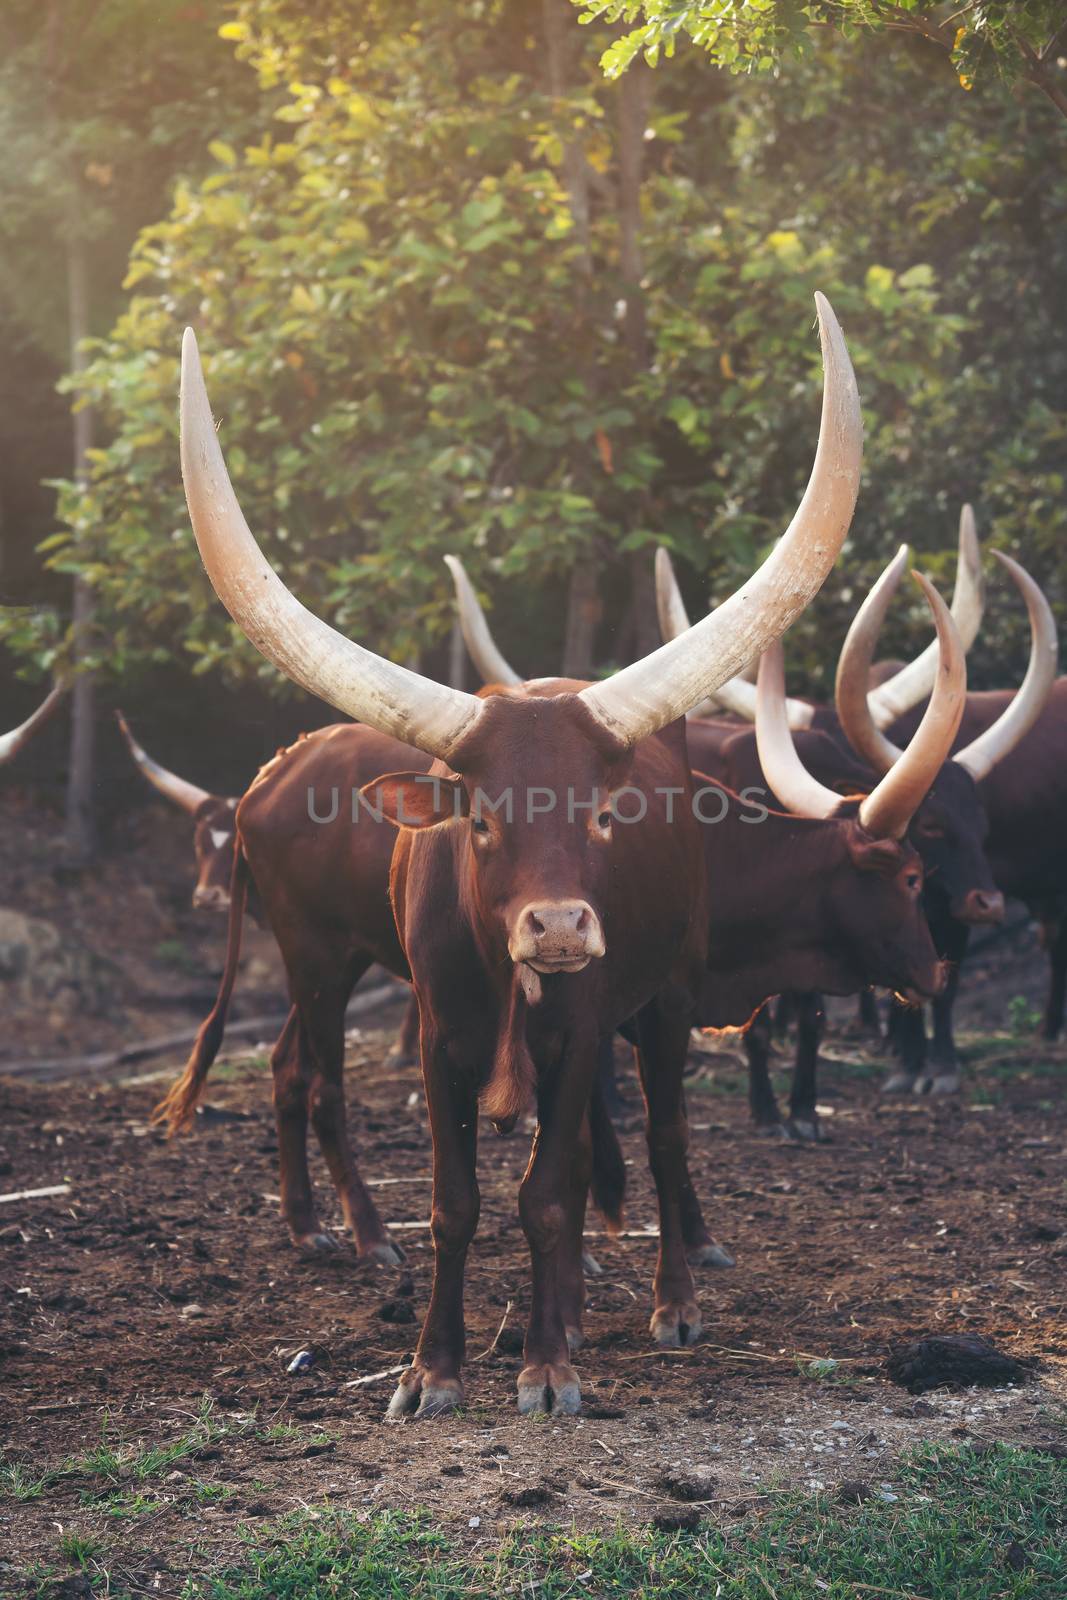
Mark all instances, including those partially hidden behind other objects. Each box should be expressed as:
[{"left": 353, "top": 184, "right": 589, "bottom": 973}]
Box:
[
  {"left": 846, "top": 824, "right": 906, "bottom": 876},
  {"left": 361, "top": 772, "right": 469, "bottom": 830}
]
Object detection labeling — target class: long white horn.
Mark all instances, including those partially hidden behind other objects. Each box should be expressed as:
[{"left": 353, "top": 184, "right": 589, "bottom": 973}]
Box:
[
  {"left": 857, "top": 573, "right": 966, "bottom": 840},
  {"left": 581, "top": 294, "right": 861, "bottom": 747},
  {"left": 0, "top": 683, "right": 65, "bottom": 765},
  {"left": 954, "top": 552, "right": 1058, "bottom": 782},
  {"left": 867, "top": 503, "right": 983, "bottom": 729},
  {"left": 835, "top": 544, "right": 913, "bottom": 775},
  {"left": 443, "top": 556, "right": 522, "bottom": 687},
  {"left": 115, "top": 710, "right": 212, "bottom": 815},
  {"left": 655, "top": 547, "right": 814, "bottom": 727},
  {"left": 180, "top": 330, "right": 484, "bottom": 761},
  {"left": 754, "top": 641, "right": 842, "bottom": 819}
]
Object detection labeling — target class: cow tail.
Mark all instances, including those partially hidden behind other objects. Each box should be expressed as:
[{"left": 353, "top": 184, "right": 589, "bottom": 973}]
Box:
[
  {"left": 152, "top": 847, "right": 250, "bottom": 1136},
  {"left": 588, "top": 1069, "right": 626, "bottom": 1236}
]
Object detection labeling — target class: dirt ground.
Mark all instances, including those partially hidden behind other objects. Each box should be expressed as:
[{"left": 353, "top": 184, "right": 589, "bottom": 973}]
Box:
[{"left": 2, "top": 1010, "right": 1065, "bottom": 1594}]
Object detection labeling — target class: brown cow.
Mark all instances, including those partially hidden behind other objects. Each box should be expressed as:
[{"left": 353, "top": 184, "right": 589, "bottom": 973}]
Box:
[
  {"left": 155, "top": 724, "right": 430, "bottom": 1258},
  {"left": 0, "top": 683, "right": 65, "bottom": 765},
  {"left": 177, "top": 293, "right": 862, "bottom": 1416},
  {"left": 115, "top": 711, "right": 241, "bottom": 911}
]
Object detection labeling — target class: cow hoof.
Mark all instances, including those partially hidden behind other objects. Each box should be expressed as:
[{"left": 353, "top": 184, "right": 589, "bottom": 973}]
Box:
[
  {"left": 582, "top": 1250, "right": 603, "bottom": 1278},
  {"left": 881, "top": 1071, "right": 918, "bottom": 1095},
  {"left": 293, "top": 1229, "right": 339, "bottom": 1253},
  {"left": 386, "top": 1368, "right": 463, "bottom": 1421},
  {"left": 914, "top": 1071, "right": 960, "bottom": 1096},
  {"left": 360, "top": 1237, "right": 405, "bottom": 1267},
  {"left": 650, "top": 1301, "right": 702, "bottom": 1348},
  {"left": 686, "top": 1241, "right": 735, "bottom": 1269},
  {"left": 751, "top": 1114, "right": 783, "bottom": 1135},
  {"left": 783, "top": 1118, "right": 828, "bottom": 1145},
  {"left": 517, "top": 1362, "right": 582, "bottom": 1416},
  {"left": 565, "top": 1325, "right": 585, "bottom": 1355}
]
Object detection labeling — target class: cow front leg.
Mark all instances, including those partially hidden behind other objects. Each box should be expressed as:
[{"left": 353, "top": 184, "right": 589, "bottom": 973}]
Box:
[
  {"left": 1041, "top": 913, "right": 1067, "bottom": 1041},
  {"left": 271, "top": 1008, "right": 333, "bottom": 1252},
  {"left": 785, "top": 993, "right": 827, "bottom": 1142},
  {"left": 634, "top": 997, "right": 703, "bottom": 1349},
  {"left": 388, "top": 1030, "right": 478, "bottom": 1420},
  {"left": 916, "top": 924, "right": 968, "bottom": 1095},
  {"left": 883, "top": 995, "right": 926, "bottom": 1093},
  {"left": 745, "top": 1002, "right": 783, "bottom": 1130},
  {"left": 515, "top": 1027, "right": 599, "bottom": 1416}
]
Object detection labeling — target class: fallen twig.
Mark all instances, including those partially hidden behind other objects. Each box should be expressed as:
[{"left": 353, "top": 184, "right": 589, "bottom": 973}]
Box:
[
  {"left": 343, "top": 1363, "right": 410, "bottom": 1390},
  {"left": 0, "top": 1184, "right": 71, "bottom": 1205}
]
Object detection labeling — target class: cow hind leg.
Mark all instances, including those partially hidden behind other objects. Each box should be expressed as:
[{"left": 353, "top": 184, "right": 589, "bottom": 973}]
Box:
[
  {"left": 387, "top": 993, "right": 420, "bottom": 1068},
  {"left": 298, "top": 975, "right": 401, "bottom": 1264},
  {"left": 634, "top": 995, "right": 703, "bottom": 1350},
  {"left": 272, "top": 1007, "right": 333, "bottom": 1252}
]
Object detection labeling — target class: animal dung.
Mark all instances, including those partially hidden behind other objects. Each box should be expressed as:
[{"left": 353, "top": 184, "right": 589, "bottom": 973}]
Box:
[{"left": 884, "top": 1333, "right": 1034, "bottom": 1394}]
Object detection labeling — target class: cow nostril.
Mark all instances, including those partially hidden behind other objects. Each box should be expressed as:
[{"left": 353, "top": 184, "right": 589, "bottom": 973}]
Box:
[
  {"left": 529, "top": 912, "right": 546, "bottom": 938},
  {"left": 575, "top": 906, "right": 590, "bottom": 933}
]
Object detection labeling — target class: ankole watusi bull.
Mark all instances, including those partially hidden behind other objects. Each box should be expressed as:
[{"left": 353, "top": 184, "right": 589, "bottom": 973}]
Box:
[
  {"left": 836, "top": 555, "right": 1062, "bottom": 1081},
  {"left": 658, "top": 536, "right": 1056, "bottom": 1111},
  {"left": 0, "top": 682, "right": 65, "bottom": 765},
  {"left": 176, "top": 292, "right": 862, "bottom": 1417}
]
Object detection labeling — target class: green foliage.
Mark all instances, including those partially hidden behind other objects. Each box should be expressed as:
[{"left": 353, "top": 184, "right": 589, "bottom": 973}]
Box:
[
  {"left": 1, "top": 1, "right": 1064, "bottom": 697},
  {"left": 578, "top": 1, "right": 1067, "bottom": 119}
]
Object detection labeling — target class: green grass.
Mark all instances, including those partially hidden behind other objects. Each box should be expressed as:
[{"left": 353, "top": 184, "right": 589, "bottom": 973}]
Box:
[{"left": 165, "top": 1442, "right": 1064, "bottom": 1600}]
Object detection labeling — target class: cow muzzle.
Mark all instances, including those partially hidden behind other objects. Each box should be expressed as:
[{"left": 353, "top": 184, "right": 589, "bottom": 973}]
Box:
[
  {"left": 192, "top": 885, "right": 229, "bottom": 912},
  {"left": 953, "top": 888, "right": 1005, "bottom": 927},
  {"left": 509, "top": 900, "right": 606, "bottom": 972}
]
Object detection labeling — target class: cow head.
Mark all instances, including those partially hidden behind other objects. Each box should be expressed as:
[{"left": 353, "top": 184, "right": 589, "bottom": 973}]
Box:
[
  {"left": 115, "top": 711, "right": 237, "bottom": 911},
  {"left": 190, "top": 796, "right": 239, "bottom": 910},
  {"left": 834, "top": 542, "right": 1057, "bottom": 927},
  {"left": 367, "top": 687, "right": 643, "bottom": 976},
  {"left": 754, "top": 567, "right": 965, "bottom": 999},
  {"left": 820, "top": 810, "right": 943, "bottom": 1000}
]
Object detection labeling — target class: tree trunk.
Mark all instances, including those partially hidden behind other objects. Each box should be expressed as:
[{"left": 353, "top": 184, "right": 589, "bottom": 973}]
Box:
[
  {"left": 64, "top": 223, "right": 96, "bottom": 862},
  {"left": 562, "top": 563, "right": 601, "bottom": 679}
]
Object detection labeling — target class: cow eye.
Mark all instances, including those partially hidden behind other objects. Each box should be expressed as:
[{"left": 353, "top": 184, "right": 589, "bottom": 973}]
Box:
[
  {"left": 906, "top": 872, "right": 922, "bottom": 892},
  {"left": 472, "top": 816, "right": 489, "bottom": 836},
  {"left": 598, "top": 810, "right": 613, "bottom": 829}
]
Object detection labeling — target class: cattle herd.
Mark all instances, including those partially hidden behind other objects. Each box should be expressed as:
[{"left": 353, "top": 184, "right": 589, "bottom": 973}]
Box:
[{"left": 3, "top": 294, "right": 1063, "bottom": 1421}]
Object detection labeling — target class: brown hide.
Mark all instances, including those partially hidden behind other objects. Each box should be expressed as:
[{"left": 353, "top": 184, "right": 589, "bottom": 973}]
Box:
[
  {"left": 385, "top": 685, "right": 708, "bottom": 1415},
  {"left": 692, "top": 780, "right": 941, "bottom": 1027}
]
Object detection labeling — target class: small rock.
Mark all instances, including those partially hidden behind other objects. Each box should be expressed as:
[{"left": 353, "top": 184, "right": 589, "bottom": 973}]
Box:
[
  {"left": 180, "top": 1303, "right": 207, "bottom": 1320},
  {"left": 468, "top": 1516, "right": 481, "bottom": 1529},
  {"left": 286, "top": 1349, "right": 316, "bottom": 1374}
]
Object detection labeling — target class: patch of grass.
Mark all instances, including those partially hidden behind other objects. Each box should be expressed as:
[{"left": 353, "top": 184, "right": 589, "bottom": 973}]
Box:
[
  {"left": 173, "top": 1442, "right": 1065, "bottom": 1600},
  {"left": 58, "top": 1529, "right": 105, "bottom": 1566},
  {"left": 0, "top": 1461, "right": 55, "bottom": 1501}
]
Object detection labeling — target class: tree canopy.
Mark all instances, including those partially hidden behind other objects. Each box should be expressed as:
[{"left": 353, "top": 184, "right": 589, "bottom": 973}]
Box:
[{"left": 1, "top": 0, "right": 1064, "bottom": 707}]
